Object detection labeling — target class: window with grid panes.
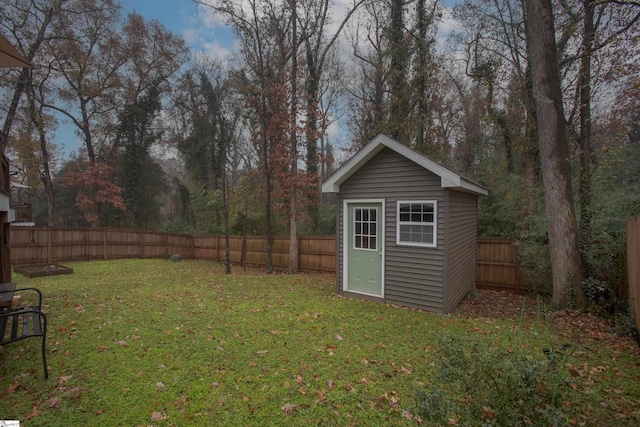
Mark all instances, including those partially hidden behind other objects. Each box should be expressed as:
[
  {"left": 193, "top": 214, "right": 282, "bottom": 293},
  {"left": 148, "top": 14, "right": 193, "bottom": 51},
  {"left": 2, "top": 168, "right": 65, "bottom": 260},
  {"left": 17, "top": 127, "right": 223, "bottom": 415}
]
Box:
[
  {"left": 396, "top": 201, "right": 437, "bottom": 247},
  {"left": 353, "top": 207, "right": 377, "bottom": 250}
]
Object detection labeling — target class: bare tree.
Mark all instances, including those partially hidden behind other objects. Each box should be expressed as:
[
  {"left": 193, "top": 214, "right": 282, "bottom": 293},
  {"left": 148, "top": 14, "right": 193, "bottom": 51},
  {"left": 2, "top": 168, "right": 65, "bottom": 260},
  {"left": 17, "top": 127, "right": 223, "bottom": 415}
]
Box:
[
  {"left": 344, "top": 0, "right": 389, "bottom": 148},
  {"left": 297, "top": 0, "right": 365, "bottom": 231},
  {"left": 196, "top": 0, "right": 293, "bottom": 273},
  {"left": 45, "top": 0, "right": 126, "bottom": 164},
  {"left": 0, "top": 0, "right": 65, "bottom": 152}
]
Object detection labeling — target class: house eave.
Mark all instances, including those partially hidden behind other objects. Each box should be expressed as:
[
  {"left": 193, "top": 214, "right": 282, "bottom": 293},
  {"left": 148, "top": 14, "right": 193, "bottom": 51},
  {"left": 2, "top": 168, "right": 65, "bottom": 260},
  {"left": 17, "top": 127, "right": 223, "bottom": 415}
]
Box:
[{"left": 441, "top": 177, "right": 489, "bottom": 196}]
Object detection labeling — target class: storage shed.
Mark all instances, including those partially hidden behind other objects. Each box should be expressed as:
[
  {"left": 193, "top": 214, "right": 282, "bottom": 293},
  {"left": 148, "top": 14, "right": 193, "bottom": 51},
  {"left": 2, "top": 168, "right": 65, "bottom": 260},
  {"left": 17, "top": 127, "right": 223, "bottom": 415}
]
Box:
[{"left": 322, "top": 134, "right": 488, "bottom": 314}]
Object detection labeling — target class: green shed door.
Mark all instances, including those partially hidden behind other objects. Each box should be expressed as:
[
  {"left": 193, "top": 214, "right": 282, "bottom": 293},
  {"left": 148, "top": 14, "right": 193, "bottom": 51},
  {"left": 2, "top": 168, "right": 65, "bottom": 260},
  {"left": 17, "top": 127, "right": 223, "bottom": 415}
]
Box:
[{"left": 346, "top": 202, "right": 383, "bottom": 296}]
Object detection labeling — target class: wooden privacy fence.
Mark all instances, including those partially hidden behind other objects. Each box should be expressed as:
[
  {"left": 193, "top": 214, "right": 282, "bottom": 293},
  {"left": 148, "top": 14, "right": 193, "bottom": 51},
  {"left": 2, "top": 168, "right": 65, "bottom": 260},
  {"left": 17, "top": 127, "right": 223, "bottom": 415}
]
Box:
[
  {"left": 10, "top": 228, "right": 524, "bottom": 291},
  {"left": 192, "top": 235, "right": 336, "bottom": 272},
  {"left": 628, "top": 215, "right": 640, "bottom": 334},
  {"left": 9, "top": 227, "right": 337, "bottom": 273},
  {"left": 476, "top": 237, "right": 525, "bottom": 293}
]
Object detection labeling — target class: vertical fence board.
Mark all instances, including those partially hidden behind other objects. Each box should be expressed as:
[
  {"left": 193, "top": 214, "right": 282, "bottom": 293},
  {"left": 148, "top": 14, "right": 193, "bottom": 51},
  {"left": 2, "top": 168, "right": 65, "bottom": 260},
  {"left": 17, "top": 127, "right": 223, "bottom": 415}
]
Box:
[{"left": 628, "top": 216, "right": 640, "bottom": 334}]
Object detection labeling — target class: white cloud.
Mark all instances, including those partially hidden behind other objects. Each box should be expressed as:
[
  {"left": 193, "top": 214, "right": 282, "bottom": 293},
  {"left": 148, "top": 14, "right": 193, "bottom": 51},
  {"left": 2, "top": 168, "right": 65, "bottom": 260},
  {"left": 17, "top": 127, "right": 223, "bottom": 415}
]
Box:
[
  {"left": 326, "top": 117, "right": 340, "bottom": 139},
  {"left": 439, "top": 6, "right": 461, "bottom": 35},
  {"left": 193, "top": 40, "right": 233, "bottom": 64}
]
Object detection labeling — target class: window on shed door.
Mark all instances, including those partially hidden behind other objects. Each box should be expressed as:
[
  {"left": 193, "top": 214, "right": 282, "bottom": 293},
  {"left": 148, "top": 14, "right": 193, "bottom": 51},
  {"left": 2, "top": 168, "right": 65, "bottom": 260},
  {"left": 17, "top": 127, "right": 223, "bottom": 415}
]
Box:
[
  {"left": 353, "top": 207, "right": 377, "bottom": 250},
  {"left": 397, "top": 201, "right": 437, "bottom": 247}
]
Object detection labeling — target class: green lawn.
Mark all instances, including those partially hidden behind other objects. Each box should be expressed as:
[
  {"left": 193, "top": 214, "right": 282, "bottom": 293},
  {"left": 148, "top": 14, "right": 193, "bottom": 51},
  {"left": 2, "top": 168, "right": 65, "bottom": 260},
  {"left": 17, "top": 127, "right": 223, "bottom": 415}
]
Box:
[{"left": 0, "top": 259, "right": 638, "bottom": 426}]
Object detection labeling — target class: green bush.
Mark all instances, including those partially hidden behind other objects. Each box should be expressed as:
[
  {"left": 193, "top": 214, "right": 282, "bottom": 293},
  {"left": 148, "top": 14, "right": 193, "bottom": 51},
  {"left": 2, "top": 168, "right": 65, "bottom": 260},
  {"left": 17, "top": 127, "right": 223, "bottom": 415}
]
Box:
[{"left": 414, "top": 327, "right": 568, "bottom": 425}]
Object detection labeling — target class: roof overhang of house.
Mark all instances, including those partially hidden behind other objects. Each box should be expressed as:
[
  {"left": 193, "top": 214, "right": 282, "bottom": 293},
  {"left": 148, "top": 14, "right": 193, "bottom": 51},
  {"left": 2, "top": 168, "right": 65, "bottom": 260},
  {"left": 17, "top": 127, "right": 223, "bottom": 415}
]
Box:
[
  {"left": 0, "top": 33, "right": 33, "bottom": 68},
  {"left": 321, "top": 134, "right": 488, "bottom": 196}
]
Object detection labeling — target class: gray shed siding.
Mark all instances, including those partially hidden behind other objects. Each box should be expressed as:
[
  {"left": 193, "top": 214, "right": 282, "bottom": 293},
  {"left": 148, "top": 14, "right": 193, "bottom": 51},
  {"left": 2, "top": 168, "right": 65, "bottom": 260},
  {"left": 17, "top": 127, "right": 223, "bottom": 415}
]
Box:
[
  {"left": 443, "top": 190, "right": 478, "bottom": 313},
  {"left": 338, "top": 147, "right": 446, "bottom": 313}
]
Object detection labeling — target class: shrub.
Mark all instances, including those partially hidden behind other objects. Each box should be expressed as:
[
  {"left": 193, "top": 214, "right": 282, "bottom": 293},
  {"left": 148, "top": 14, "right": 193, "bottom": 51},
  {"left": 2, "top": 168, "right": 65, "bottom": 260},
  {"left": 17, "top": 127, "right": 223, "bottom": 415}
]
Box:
[{"left": 414, "top": 305, "right": 569, "bottom": 426}]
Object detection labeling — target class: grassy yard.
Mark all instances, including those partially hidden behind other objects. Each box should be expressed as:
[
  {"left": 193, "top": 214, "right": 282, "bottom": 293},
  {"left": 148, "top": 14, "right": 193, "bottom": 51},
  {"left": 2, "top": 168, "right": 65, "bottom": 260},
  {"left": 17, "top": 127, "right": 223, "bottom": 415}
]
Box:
[{"left": 0, "top": 259, "right": 638, "bottom": 426}]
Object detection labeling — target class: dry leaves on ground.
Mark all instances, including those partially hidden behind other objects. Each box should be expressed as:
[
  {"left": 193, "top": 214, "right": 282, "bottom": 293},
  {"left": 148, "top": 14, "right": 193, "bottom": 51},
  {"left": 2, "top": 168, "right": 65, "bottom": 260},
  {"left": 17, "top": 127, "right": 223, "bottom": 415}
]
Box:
[{"left": 454, "top": 290, "right": 639, "bottom": 355}]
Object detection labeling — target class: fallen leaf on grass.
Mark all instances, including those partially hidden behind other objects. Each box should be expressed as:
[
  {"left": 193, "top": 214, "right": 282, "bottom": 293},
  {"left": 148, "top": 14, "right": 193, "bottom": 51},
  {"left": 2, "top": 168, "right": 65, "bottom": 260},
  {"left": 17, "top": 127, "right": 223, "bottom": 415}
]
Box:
[
  {"left": 157, "top": 382, "right": 165, "bottom": 389},
  {"left": 257, "top": 350, "right": 268, "bottom": 355},
  {"left": 296, "top": 374, "right": 303, "bottom": 385},
  {"left": 2, "top": 381, "right": 20, "bottom": 397},
  {"left": 151, "top": 411, "right": 168, "bottom": 421},
  {"left": 57, "top": 375, "right": 73, "bottom": 386},
  {"left": 281, "top": 403, "right": 298, "bottom": 414},
  {"left": 482, "top": 406, "right": 497, "bottom": 419},
  {"left": 26, "top": 404, "right": 41, "bottom": 420},
  {"left": 45, "top": 397, "right": 61, "bottom": 408},
  {"left": 115, "top": 340, "right": 129, "bottom": 347},
  {"left": 467, "top": 327, "right": 490, "bottom": 335},
  {"left": 402, "top": 409, "right": 414, "bottom": 420},
  {"left": 336, "top": 334, "right": 344, "bottom": 341}
]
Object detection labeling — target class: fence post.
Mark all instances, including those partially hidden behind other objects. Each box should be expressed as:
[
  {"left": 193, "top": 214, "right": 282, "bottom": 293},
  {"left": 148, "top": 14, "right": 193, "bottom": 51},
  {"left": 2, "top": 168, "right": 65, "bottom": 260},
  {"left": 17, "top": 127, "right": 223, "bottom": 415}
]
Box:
[
  {"left": 47, "top": 228, "right": 52, "bottom": 265},
  {"left": 102, "top": 229, "right": 106, "bottom": 260},
  {"left": 297, "top": 235, "right": 302, "bottom": 271},
  {"left": 164, "top": 233, "right": 169, "bottom": 259},
  {"left": 514, "top": 243, "right": 521, "bottom": 294},
  {"left": 241, "top": 235, "right": 246, "bottom": 268},
  {"left": 628, "top": 216, "right": 640, "bottom": 335}
]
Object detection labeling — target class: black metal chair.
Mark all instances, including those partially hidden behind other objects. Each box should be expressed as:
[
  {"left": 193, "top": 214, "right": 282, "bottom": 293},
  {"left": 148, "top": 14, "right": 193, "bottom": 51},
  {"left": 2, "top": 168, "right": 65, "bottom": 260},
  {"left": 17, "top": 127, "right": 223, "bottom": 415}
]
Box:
[{"left": 0, "top": 287, "right": 48, "bottom": 379}]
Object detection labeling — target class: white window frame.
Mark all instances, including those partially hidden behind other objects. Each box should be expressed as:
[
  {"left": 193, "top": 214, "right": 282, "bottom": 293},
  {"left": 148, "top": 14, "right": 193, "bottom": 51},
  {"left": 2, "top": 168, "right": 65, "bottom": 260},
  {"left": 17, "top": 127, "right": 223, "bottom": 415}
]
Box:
[{"left": 396, "top": 200, "right": 437, "bottom": 248}]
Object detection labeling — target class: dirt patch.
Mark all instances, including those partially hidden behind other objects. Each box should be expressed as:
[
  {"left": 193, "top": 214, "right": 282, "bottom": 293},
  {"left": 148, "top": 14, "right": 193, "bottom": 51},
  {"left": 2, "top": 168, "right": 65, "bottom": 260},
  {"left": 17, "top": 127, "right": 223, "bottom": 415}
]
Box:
[
  {"left": 14, "top": 264, "right": 74, "bottom": 278},
  {"left": 454, "top": 290, "right": 639, "bottom": 355}
]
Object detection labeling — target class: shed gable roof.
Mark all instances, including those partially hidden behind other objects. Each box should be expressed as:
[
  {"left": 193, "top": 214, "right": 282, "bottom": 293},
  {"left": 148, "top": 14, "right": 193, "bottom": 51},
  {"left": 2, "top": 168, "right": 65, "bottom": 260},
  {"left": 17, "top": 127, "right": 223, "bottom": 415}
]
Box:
[{"left": 322, "top": 134, "right": 488, "bottom": 196}]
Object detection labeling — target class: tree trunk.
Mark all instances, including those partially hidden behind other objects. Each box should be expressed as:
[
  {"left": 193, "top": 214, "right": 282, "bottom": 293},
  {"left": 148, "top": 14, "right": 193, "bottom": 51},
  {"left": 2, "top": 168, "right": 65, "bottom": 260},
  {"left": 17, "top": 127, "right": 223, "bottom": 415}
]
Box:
[
  {"left": 288, "top": 0, "right": 299, "bottom": 274},
  {"left": 222, "top": 133, "right": 231, "bottom": 275},
  {"left": 578, "top": 0, "right": 594, "bottom": 279},
  {"left": 388, "top": 0, "right": 408, "bottom": 141},
  {"left": 304, "top": 53, "right": 320, "bottom": 233},
  {"left": 524, "top": 0, "right": 585, "bottom": 307},
  {"left": 26, "top": 80, "right": 56, "bottom": 226},
  {"left": 264, "top": 135, "right": 273, "bottom": 274}
]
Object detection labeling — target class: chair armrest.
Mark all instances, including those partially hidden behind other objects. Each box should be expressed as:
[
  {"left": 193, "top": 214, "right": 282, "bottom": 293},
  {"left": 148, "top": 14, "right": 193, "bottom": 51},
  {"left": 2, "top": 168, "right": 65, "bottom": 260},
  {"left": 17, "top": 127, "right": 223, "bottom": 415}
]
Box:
[
  {"left": 0, "top": 287, "right": 43, "bottom": 309},
  {"left": 0, "top": 305, "right": 46, "bottom": 318}
]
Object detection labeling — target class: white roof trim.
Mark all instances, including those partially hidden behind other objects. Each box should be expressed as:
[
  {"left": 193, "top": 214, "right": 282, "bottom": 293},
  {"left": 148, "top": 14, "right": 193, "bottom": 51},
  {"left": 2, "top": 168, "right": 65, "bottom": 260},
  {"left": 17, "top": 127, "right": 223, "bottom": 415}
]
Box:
[
  {"left": 321, "top": 134, "right": 488, "bottom": 196},
  {"left": 10, "top": 181, "right": 30, "bottom": 189}
]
